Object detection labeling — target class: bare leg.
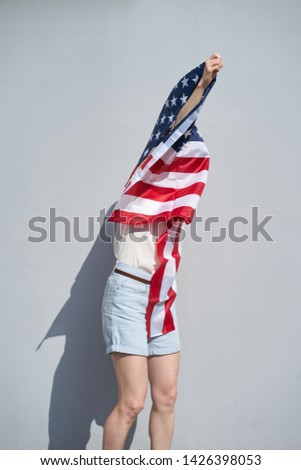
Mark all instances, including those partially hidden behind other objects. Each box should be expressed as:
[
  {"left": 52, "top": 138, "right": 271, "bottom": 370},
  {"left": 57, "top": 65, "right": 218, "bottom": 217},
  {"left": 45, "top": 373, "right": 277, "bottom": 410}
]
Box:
[
  {"left": 102, "top": 353, "right": 148, "bottom": 450},
  {"left": 147, "top": 352, "right": 180, "bottom": 450}
]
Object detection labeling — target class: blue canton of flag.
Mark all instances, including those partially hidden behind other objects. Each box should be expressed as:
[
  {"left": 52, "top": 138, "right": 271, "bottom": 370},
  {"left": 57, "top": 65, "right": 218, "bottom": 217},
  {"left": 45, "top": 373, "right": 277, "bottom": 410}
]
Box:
[{"left": 138, "top": 61, "right": 215, "bottom": 165}]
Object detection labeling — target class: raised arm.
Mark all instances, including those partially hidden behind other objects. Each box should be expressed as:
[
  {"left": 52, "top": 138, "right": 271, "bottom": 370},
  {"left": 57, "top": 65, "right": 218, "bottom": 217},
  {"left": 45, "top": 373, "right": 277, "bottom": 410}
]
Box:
[{"left": 170, "top": 52, "right": 223, "bottom": 131}]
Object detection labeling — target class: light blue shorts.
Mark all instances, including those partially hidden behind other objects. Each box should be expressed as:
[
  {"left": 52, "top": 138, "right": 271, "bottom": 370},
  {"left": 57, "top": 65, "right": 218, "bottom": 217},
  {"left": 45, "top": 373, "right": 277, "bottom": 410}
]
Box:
[{"left": 101, "top": 260, "right": 181, "bottom": 356}]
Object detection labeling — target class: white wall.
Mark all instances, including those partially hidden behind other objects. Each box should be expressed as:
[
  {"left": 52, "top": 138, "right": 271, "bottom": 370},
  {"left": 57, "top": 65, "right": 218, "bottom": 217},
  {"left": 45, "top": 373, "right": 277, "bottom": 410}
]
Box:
[{"left": 1, "top": 0, "right": 300, "bottom": 449}]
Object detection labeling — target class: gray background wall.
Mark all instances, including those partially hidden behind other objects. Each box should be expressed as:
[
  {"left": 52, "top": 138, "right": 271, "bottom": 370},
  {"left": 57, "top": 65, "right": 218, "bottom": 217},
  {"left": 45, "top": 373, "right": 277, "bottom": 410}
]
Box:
[{"left": 1, "top": 0, "right": 300, "bottom": 450}]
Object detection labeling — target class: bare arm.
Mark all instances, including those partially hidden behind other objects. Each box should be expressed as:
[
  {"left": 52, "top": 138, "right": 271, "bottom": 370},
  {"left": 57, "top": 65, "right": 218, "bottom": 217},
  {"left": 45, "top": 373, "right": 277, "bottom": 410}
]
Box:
[
  {"left": 170, "top": 52, "right": 223, "bottom": 131},
  {"left": 170, "top": 83, "right": 206, "bottom": 131}
]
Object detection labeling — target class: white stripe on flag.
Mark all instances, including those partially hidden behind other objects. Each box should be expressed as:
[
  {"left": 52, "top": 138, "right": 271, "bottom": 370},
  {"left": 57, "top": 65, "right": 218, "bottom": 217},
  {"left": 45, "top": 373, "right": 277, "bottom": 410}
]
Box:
[
  {"left": 139, "top": 169, "right": 208, "bottom": 188},
  {"left": 150, "top": 302, "right": 165, "bottom": 338},
  {"left": 147, "top": 168, "right": 209, "bottom": 184},
  {"left": 115, "top": 193, "right": 201, "bottom": 215},
  {"left": 176, "top": 140, "right": 210, "bottom": 158}
]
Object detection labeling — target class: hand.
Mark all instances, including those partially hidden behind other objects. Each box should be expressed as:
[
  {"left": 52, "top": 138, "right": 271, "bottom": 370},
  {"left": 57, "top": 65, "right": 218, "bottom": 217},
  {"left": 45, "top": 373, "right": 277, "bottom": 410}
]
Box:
[{"left": 198, "top": 52, "right": 223, "bottom": 89}]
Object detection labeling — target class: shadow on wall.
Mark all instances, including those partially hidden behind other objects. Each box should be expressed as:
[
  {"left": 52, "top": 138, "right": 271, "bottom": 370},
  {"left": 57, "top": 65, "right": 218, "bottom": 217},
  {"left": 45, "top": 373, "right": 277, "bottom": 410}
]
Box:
[{"left": 37, "top": 204, "right": 137, "bottom": 450}]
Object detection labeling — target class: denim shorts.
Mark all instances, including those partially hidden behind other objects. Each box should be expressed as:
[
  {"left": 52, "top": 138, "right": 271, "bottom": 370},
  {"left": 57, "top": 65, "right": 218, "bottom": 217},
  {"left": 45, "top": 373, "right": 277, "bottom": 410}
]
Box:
[{"left": 101, "top": 260, "right": 181, "bottom": 356}]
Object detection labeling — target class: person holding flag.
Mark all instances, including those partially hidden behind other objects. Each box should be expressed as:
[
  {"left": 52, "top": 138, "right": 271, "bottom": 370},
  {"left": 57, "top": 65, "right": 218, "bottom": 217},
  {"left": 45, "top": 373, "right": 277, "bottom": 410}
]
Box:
[{"left": 101, "top": 52, "right": 224, "bottom": 450}]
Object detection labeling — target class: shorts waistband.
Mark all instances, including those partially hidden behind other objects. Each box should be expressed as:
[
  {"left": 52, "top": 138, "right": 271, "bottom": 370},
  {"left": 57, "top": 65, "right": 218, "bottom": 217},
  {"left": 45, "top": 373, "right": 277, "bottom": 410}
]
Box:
[{"left": 113, "top": 261, "right": 152, "bottom": 282}]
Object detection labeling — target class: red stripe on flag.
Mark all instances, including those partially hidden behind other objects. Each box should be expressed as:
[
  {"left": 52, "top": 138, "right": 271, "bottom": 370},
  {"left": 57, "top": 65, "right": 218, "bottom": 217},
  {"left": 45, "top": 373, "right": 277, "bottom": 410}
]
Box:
[
  {"left": 162, "top": 286, "right": 177, "bottom": 334},
  {"left": 141, "top": 154, "right": 153, "bottom": 170},
  {"left": 150, "top": 156, "right": 209, "bottom": 174},
  {"left": 108, "top": 207, "right": 197, "bottom": 225},
  {"left": 124, "top": 180, "right": 206, "bottom": 202}
]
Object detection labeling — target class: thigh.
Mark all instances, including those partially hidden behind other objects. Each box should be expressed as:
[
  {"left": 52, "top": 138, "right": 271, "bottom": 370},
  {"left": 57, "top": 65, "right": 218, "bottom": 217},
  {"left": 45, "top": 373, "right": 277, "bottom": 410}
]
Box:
[
  {"left": 111, "top": 353, "right": 149, "bottom": 401},
  {"left": 147, "top": 352, "right": 180, "bottom": 395}
]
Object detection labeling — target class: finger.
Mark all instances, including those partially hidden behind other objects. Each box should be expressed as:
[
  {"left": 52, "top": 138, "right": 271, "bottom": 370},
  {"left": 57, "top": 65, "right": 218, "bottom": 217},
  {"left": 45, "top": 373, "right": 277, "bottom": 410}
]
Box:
[
  {"left": 208, "top": 52, "right": 222, "bottom": 60},
  {"left": 209, "top": 64, "right": 223, "bottom": 73},
  {"left": 211, "top": 58, "right": 223, "bottom": 66},
  {"left": 206, "top": 58, "right": 222, "bottom": 70},
  {"left": 207, "top": 62, "right": 223, "bottom": 72}
]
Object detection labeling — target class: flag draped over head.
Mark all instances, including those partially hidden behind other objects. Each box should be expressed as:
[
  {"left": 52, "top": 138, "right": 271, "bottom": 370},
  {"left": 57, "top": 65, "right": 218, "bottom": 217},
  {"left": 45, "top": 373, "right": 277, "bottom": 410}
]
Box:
[{"left": 108, "top": 59, "right": 217, "bottom": 340}]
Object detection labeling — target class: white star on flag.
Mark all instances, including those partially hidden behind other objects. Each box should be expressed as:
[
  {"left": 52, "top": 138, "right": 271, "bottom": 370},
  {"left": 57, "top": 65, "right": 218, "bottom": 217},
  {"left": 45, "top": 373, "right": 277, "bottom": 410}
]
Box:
[
  {"left": 181, "top": 77, "right": 189, "bottom": 87},
  {"left": 180, "top": 93, "right": 188, "bottom": 104}
]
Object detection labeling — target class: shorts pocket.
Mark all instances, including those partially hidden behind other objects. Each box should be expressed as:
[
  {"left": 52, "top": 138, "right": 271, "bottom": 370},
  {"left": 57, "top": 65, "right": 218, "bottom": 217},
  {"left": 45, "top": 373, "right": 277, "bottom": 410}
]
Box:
[{"left": 119, "top": 275, "right": 148, "bottom": 294}]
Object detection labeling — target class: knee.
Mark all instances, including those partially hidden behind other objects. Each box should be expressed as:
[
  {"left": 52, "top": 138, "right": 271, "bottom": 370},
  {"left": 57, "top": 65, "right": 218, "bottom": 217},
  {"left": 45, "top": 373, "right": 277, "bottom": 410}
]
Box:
[
  {"left": 152, "top": 387, "right": 178, "bottom": 413},
  {"left": 118, "top": 398, "right": 145, "bottom": 422}
]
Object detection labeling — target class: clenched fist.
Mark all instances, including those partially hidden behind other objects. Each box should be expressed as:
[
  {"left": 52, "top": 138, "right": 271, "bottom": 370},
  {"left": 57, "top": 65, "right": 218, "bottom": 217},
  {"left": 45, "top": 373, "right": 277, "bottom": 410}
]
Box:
[{"left": 198, "top": 52, "right": 223, "bottom": 89}]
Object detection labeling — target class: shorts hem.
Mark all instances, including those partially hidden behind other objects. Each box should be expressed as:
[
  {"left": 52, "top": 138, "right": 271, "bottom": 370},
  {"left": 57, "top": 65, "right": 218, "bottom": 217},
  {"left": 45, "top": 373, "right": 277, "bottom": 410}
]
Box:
[
  {"left": 105, "top": 345, "right": 181, "bottom": 356},
  {"left": 106, "top": 345, "right": 148, "bottom": 356},
  {"left": 148, "top": 347, "right": 181, "bottom": 356}
]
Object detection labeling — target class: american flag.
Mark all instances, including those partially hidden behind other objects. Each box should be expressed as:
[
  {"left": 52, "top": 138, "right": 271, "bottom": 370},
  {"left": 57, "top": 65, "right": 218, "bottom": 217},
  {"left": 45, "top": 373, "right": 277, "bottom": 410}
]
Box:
[{"left": 108, "top": 59, "right": 217, "bottom": 340}]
